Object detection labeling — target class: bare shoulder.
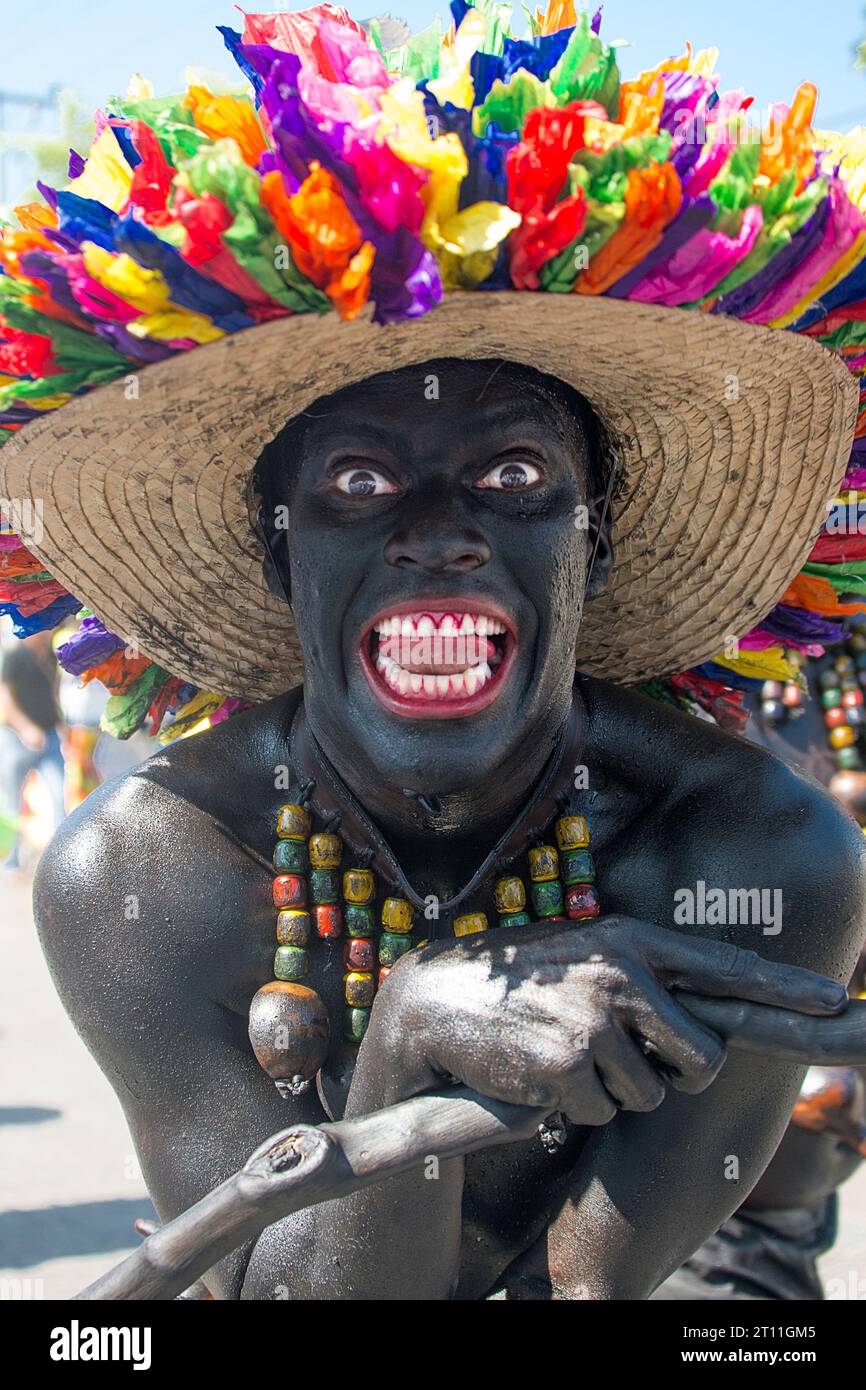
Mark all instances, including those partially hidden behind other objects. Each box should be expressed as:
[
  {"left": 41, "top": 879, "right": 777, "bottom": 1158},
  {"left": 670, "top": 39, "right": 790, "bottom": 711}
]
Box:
[
  {"left": 33, "top": 692, "right": 300, "bottom": 1024},
  {"left": 583, "top": 675, "right": 866, "bottom": 981}
]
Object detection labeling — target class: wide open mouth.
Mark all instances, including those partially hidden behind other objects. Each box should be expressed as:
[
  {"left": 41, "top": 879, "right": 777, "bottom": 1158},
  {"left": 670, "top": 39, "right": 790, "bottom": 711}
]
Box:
[{"left": 359, "top": 601, "right": 517, "bottom": 719}]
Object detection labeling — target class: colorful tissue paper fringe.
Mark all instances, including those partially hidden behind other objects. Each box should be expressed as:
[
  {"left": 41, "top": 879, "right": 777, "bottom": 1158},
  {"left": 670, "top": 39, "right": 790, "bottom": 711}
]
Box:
[{"left": 3, "top": 1, "right": 866, "bottom": 739}]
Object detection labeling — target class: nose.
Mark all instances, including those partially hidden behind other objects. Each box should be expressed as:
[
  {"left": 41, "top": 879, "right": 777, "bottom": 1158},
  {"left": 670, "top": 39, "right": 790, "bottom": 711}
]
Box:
[{"left": 384, "top": 521, "right": 491, "bottom": 575}]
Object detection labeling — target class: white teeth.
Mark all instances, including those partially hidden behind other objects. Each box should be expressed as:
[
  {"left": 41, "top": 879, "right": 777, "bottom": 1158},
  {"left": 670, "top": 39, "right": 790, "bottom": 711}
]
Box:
[
  {"left": 374, "top": 611, "right": 507, "bottom": 638},
  {"left": 371, "top": 612, "right": 507, "bottom": 701}
]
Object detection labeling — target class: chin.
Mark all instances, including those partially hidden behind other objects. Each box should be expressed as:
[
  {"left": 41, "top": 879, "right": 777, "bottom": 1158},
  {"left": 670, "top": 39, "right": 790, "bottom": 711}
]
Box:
[
  {"left": 348, "top": 642, "right": 567, "bottom": 800},
  {"left": 349, "top": 706, "right": 526, "bottom": 797}
]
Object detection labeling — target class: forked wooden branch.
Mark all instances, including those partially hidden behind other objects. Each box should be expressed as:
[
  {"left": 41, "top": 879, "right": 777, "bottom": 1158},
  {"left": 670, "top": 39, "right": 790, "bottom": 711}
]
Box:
[
  {"left": 76, "top": 999, "right": 866, "bottom": 1300},
  {"left": 76, "top": 1087, "right": 546, "bottom": 1301}
]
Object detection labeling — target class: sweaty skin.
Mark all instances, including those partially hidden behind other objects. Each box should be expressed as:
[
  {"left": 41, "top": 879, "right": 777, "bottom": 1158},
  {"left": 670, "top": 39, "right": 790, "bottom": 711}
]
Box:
[{"left": 33, "top": 361, "right": 866, "bottom": 1300}]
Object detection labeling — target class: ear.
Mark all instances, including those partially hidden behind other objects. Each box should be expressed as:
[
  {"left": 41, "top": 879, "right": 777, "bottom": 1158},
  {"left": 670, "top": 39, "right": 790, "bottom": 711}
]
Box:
[
  {"left": 256, "top": 503, "right": 293, "bottom": 607},
  {"left": 585, "top": 481, "right": 614, "bottom": 601}
]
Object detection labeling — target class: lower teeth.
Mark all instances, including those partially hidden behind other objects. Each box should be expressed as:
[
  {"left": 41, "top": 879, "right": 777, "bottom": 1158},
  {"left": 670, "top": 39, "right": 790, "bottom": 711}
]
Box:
[{"left": 376, "top": 655, "right": 493, "bottom": 698}]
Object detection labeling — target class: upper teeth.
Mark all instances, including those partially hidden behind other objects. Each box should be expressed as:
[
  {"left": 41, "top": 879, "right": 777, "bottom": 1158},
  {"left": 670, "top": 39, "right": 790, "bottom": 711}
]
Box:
[{"left": 374, "top": 612, "right": 506, "bottom": 637}]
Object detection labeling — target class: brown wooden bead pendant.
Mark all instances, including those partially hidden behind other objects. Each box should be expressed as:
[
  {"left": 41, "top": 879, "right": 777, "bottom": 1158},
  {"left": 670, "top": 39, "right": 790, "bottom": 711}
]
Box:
[{"left": 248, "top": 981, "right": 330, "bottom": 1098}]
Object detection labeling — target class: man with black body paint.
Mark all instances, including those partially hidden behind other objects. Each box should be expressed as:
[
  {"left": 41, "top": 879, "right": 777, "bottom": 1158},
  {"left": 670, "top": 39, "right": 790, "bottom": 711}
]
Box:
[{"left": 34, "top": 360, "right": 866, "bottom": 1300}]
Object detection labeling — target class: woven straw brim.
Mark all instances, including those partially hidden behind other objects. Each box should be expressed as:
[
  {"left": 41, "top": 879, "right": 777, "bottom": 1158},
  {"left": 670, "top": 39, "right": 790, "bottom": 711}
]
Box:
[{"left": 0, "top": 293, "right": 858, "bottom": 699}]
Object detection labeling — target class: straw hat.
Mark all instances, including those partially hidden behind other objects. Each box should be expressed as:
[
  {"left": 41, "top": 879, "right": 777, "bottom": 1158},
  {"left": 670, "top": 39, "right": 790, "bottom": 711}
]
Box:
[
  {"left": 1, "top": 291, "right": 856, "bottom": 698},
  {"left": 1, "top": 5, "right": 864, "bottom": 733}
]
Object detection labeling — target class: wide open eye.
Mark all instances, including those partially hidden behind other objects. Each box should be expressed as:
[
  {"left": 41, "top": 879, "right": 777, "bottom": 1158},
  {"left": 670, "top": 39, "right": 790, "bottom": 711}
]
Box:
[
  {"left": 474, "top": 459, "right": 543, "bottom": 491},
  {"left": 332, "top": 467, "right": 399, "bottom": 498}
]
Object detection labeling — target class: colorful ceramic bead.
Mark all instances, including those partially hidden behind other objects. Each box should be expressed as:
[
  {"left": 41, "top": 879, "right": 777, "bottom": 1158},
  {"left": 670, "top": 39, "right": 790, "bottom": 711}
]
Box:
[
  {"left": 343, "top": 868, "right": 375, "bottom": 904},
  {"left": 343, "top": 1006, "right": 370, "bottom": 1043},
  {"left": 382, "top": 897, "right": 414, "bottom": 933},
  {"left": 313, "top": 903, "right": 343, "bottom": 940},
  {"left": 276, "top": 804, "right": 311, "bottom": 841},
  {"left": 843, "top": 689, "right": 865, "bottom": 708},
  {"left": 830, "top": 725, "right": 857, "bottom": 750},
  {"left": 344, "top": 970, "right": 375, "bottom": 1008},
  {"left": 822, "top": 687, "right": 843, "bottom": 708},
  {"left": 273, "top": 874, "right": 307, "bottom": 909},
  {"left": 274, "top": 945, "right": 308, "bottom": 981},
  {"left": 555, "top": 815, "right": 590, "bottom": 850},
  {"left": 345, "top": 937, "right": 376, "bottom": 971},
  {"left": 826, "top": 707, "right": 848, "bottom": 728},
  {"left": 309, "top": 868, "right": 341, "bottom": 903},
  {"left": 343, "top": 906, "right": 375, "bottom": 939},
  {"left": 309, "top": 832, "right": 342, "bottom": 868},
  {"left": 498, "top": 911, "right": 531, "bottom": 927},
  {"left": 847, "top": 705, "right": 866, "bottom": 728},
  {"left": 378, "top": 932, "right": 413, "bottom": 965},
  {"left": 838, "top": 745, "right": 864, "bottom": 770},
  {"left": 561, "top": 849, "right": 595, "bottom": 884},
  {"left": 276, "top": 909, "right": 311, "bottom": 946},
  {"left": 566, "top": 883, "right": 601, "bottom": 920},
  {"left": 836, "top": 656, "right": 856, "bottom": 676},
  {"left": 531, "top": 879, "right": 564, "bottom": 917},
  {"left": 345, "top": 904, "right": 376, "bottom": 937},
  {"left": 820, "top": 669, "right": 841, "bottom": 689},
  {"left": 493, "top": 876, "right": 526, "bottom": 913},
  {"left": 453, "top": 912, "right": 488, "bottom": 936},
  {"left": 528, "top": 845, "right": 559, "bottom": 881},
  {"left": 273, "top": 839, "right": 309, "bottom": 873}
]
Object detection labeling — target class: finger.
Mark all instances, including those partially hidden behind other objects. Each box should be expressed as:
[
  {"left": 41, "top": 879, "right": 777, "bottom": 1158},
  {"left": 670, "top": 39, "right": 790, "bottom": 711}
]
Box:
[
  {"left": 679, "top": 995, "right": 866, "bottom": 1065},
  {"left": 638, "top": 924, "right": 848, "bottom": 1016},
  {"left": 624, "top": 978, "right": 728, "bottom": 1095},
  {"left": 560, "top": 1067, "right": 618, "bottom": 1127},
  {"left": 593, "top": 1026, "right": 667, "bottom": 1113}
]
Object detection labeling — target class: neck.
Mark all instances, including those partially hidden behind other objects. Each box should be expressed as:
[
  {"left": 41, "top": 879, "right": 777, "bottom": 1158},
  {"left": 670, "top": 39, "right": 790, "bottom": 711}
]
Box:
[{"left": 305, "top": 686, "right": 581, "bottom": 878}]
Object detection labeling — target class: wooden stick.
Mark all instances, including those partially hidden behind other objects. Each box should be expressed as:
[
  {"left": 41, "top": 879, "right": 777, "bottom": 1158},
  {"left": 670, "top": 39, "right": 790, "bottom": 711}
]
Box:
[{"left": 76, "top": 1087, "right": 546, "bottom": 1301}]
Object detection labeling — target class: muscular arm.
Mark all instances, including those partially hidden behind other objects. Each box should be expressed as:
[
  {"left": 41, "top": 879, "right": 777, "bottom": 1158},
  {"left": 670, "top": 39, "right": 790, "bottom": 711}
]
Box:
[
  {"left": 503, "top": 760, "right": 866, "bottom": 1300},
  {"left": 33, "top": 759, "right": 462, "bottom": 1300}
]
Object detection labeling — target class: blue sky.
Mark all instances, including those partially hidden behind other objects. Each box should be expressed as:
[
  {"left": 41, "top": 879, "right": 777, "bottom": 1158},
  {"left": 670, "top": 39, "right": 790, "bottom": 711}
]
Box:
[{"left": 2, "top": 1, "right": 865, "bottom": 133}]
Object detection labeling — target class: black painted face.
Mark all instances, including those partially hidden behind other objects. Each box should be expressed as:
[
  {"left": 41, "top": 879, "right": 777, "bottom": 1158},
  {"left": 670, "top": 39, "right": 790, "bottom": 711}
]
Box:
[{"left": 273, "top": 359, "right": 603, "bottom": 795}]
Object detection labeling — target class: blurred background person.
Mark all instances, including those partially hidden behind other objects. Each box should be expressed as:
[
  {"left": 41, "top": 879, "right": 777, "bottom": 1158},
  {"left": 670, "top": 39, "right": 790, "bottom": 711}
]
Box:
[{"left": 0, "top": 629, "right": 65, "bottom": 871}]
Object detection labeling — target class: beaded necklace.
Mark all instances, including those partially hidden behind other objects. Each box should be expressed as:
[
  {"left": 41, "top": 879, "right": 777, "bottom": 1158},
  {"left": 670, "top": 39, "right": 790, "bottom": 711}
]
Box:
[
  {"left": 248, "top": 792, "right": 601, "bottom": 1099},
  {"left": 760, "top": 628, "right": 866, "bottom": 772}
]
